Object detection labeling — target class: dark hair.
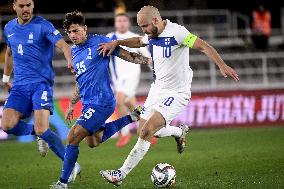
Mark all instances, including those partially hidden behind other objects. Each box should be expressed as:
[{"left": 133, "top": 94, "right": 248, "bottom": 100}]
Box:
[
  {"left": 63, "top": 11, "right": 85, "bottom": 30},
  {"left": 115, "top": 13, "right": 130, "bottom": 20}
]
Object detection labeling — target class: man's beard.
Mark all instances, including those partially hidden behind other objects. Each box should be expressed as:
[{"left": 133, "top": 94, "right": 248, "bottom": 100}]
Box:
[{"left": 148, "top": 25, "right": 159, "bottom": 39}]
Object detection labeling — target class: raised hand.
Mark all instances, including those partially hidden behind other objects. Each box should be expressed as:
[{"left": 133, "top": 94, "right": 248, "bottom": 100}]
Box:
[
  {"left": 218, "top": 64, "right": 239, "bottom": 82},
  {"left": 65, "top": 104, "right": 74, "bottom": 125},
  {"left": 98, "top": 41, "right": 118, "bottom": 57}
]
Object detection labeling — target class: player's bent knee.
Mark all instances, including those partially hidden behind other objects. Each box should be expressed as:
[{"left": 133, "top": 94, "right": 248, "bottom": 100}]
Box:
[
  {"left": 139, "top": 127, "right": 153, "bottom": 140},
  {"left": 1, "top": 115, "right": 18, "bottom": 131},
  {"left": 68, "top": 125, "right": 88, "bottom": 145}
]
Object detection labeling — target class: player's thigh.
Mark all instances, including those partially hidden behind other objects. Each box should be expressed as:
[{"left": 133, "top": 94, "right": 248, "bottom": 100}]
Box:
[
  {"left": 32, "top": 82, "right": 54, "bottom": 116},
  {"left": 33, "top": 109, "right": 50, "bottom": 135},
  {"left": 1, "top": 108, "right": 22, "bottom": 130},
  {"left": 139, "top": 111, "right": 166, "bottom": 141},
  {"left": 68, "top": 124, "right": 89, "bottom": 145}
]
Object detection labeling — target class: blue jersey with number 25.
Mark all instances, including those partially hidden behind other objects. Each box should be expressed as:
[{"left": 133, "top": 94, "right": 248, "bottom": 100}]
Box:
[{"left": 71, "top": 35, "right": 120, "bottom": 106}]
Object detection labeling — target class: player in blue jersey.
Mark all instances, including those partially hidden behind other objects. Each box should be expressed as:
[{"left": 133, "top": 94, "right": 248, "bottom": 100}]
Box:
[
  {"left": 1, "top": 0, "right": 80, "bottom": 182},
  {"left": 50, "top": 11, "right": 151, "bottom": 189}
]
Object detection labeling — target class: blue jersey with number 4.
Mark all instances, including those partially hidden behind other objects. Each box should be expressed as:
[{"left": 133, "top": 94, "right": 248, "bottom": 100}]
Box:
[
  {"left": 3, "top": 16, "right": 62, "bottom": 86},
  {"left": 71, "top": 35, "right": 120, "bottom": 106}
]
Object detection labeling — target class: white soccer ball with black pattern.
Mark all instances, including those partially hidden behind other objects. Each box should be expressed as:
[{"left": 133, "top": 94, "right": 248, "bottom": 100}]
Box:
[{"left": 151, "top": 163, "right": 176, "bottom": 188}]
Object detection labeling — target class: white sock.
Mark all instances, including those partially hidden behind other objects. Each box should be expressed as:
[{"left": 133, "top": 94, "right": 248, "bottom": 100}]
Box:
[
  {"left": 119, "top": 138, "right": 151, "bottom": 177},
  {"left": 121, "top": 125, "right": 130, "bottom": 136},
  {"left": 154, "top": 125, "right": 182, "bottom": 138}
]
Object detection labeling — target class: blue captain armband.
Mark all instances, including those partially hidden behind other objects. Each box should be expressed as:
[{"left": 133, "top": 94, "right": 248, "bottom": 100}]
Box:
[{"left": 183, "top": 32, "right": 197, "bottom": 48}]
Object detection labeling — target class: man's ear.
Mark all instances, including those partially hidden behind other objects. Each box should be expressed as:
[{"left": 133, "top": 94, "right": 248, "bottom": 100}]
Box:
[
  {"left": 13, "top": 3, "right": 16, "bottom": 11},
  {"left": 84, "top": 25, "right": 88, "bottom": 32},
  {"left": 152, "top": 17, "right": 159, "bottom": 26}
]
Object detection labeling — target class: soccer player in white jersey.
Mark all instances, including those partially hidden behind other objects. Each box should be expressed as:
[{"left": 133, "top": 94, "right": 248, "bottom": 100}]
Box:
[
  {"left": 99, "top": 6, "right": 239, "bottom": 186},
  {"left": 107, "top": 13, "right": 152, "bottom": 147}
]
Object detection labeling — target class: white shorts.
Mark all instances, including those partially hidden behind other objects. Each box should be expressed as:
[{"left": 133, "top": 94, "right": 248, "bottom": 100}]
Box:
[
  {"left": 141, "top": 86, "right": 191, "bottom": 125},
  {"left": 114, "top": 73, "right": 140, "bottom": 98}
]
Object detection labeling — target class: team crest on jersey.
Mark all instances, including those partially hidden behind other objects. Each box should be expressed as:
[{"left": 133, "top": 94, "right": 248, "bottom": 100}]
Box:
[
  {"left": 28, "top": 32, "right": 33, "bottom": 43},
  {"left": 165, "top": 38, "right": 171, "bottom": 45}
]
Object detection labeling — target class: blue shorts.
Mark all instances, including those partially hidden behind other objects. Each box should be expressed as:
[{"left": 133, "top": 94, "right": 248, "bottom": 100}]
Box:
[
  {"left": 76, "top": 104, "right": 115, "bottom": 134},
  {"left": 4, "top": 82, "right": 54, "bottom": 119}
]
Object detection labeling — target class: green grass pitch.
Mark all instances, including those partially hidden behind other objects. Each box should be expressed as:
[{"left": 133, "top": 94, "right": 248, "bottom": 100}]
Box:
[{"left": 0, "top": 127, "right": 284, "bottom": 189}]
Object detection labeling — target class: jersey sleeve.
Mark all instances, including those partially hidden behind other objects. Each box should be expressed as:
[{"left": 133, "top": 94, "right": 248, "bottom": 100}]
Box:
[
  {"left": 174, "top": 25, "right": 197, "bottom": 48},
  {"left": 42, "top": 20, "right": 63, "bottom": 45}
]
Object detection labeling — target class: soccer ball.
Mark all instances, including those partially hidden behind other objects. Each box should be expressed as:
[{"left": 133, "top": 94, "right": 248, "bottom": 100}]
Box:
[{"left": 151, "top": 163, "right": 176, "bottom": 188}]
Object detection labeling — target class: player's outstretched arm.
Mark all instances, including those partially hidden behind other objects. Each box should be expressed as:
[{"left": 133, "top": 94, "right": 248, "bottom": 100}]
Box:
[
  {"left": 65, "top": 83, "right": 80, "bottom": 125},
  {"left": 55, "top": 39, "right": 72, "bottom": 68},
  {"left": 117, "top": 48, "right": 152, "bottom": 65},
  {"left": 192, "top": 38, "right": 239, "bottom": 82},
  {"left": 2, "top": 46, "right": 13, "bottom": 91},
  {"left": 98, "top": 37, "right": 146, "bottom": 57}
]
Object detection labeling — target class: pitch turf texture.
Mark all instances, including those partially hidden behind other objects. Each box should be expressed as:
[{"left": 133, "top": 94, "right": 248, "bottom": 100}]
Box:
[{"left": 0, "top": 127, "right": 284, "bottom": 189}]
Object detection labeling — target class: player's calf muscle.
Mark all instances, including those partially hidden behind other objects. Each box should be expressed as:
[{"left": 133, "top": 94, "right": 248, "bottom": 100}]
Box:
[
  {"left": 139, "top": 112, "right": 165, "bottom": 140},
  {"left": 68, "top": 125, "right": 88, "bottom": 145}
]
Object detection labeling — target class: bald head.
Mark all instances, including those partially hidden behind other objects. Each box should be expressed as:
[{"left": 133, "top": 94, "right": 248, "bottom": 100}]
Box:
[
  {"left": 137, "top": 6, "right": 165, "bottom": 39},
  {"left": 137, "top": 5, "right": 162, "bottom": 23}
]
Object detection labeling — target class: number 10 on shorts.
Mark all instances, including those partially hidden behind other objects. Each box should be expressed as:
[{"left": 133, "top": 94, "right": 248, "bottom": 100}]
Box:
[{"left": 163, "top": 97, "right": 174, "bottom": 106}]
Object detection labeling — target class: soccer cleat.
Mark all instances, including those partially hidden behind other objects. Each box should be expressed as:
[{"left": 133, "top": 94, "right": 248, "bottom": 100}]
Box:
[
  {"left": 175, "top": 124, "right": 190, "bottom": 154},
  {"left": 116, "top": 133, "right": 132, "bottom": 148},
  {"left": 100, "top": 169, "right": 123, "bottom": 186},
  {"left": 130, "top": 106, "right": 143, "bottom": 122},
  {"left": 68, "top": 162, "right": 81, "bottom": 183},
  {"left": 37, "top": 136, "right": 49, "bottom": 157},
  {"left": 49, "top": 181, "right": 67, "bottom": 189}
]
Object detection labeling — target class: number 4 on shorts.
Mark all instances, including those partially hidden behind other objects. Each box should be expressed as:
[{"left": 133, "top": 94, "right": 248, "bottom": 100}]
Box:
[{"left": 41, "top": 91, "right": 48, "bottom": 101}]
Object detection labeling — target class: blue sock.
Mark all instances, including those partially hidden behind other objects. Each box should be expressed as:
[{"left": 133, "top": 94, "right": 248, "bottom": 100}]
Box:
[
  {"left": 5, "top": 120, "right": 35, "bottom": 136},
  {"left": 60, "top": 145, "right": 79, "bottom": 184},
  {"left": 102, "top": 115, "right": 133, "bottom": 142},
  {"left": 41, "top": 129, "right": 65, "bottom": 161}
]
